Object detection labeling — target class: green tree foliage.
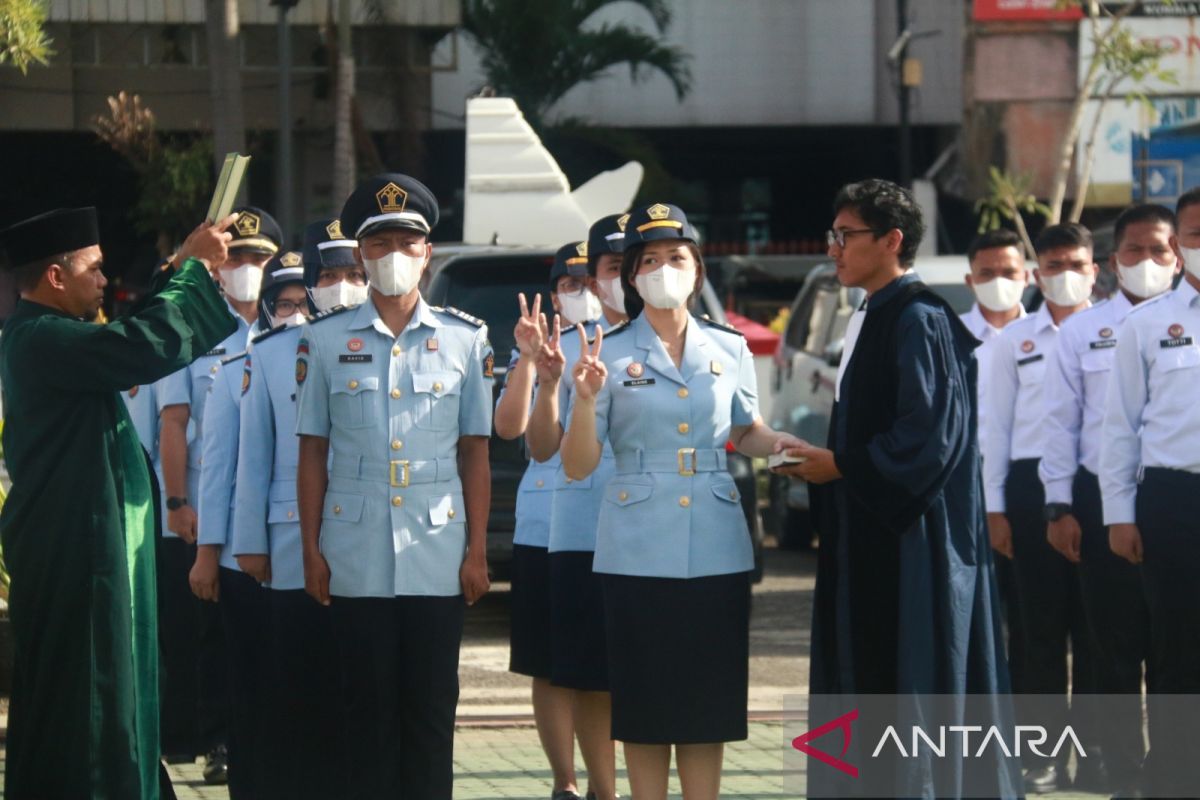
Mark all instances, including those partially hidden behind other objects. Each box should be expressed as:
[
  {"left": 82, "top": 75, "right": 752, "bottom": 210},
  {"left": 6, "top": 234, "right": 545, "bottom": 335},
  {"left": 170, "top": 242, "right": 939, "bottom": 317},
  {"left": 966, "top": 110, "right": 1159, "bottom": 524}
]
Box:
[
  {"left": 0, "top": 0, "right": 52, "bottom": 73},
  {"left": 976, "top": 167, "right": 1051, "bottom": 259},
  {"left": 461, "top": 0, "right": 692, "bottom": 129}
]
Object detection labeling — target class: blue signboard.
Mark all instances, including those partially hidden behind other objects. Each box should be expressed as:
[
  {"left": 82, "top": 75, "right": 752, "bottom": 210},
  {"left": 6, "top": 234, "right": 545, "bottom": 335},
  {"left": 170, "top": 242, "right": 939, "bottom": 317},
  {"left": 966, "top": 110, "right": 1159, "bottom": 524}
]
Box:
[{"left": 1133, "top": 125, "right": 1200, "bottom": 203}]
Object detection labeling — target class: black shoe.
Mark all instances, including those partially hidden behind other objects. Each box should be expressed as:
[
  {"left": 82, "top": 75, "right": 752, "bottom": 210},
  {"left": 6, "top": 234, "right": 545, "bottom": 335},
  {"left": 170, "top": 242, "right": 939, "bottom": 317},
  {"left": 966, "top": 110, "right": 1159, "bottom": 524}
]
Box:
[
  {"left": 1024, "top": 764, "right": 1064, "bottom": 794},
  {"left": 202, "top": 745, "right": 228, "bottom": 786},
  {"left": 551, "top": 791, "right": 583, "bottom": 800}
]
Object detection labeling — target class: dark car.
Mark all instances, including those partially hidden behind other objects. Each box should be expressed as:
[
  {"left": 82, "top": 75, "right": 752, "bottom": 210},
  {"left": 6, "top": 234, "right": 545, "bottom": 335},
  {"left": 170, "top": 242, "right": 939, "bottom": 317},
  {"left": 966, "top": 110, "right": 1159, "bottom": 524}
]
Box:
[{"left": 425, "top": 246, "right": 764, "bottom": 581}]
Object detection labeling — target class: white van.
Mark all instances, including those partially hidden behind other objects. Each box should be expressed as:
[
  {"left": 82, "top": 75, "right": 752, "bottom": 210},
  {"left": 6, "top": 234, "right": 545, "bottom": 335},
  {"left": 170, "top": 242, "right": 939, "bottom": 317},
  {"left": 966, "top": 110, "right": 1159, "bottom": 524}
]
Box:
[{"left": 766, "top": 256, "right": 1038, "bottom": 547}]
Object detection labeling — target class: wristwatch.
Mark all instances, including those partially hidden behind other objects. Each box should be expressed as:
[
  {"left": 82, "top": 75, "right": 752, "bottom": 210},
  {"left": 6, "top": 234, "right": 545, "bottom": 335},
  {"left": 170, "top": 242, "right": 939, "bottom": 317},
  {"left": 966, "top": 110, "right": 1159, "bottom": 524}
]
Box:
[
  {"left": 1043, "top": 503, "right": 1072, "bottom": 523},
  {"left": 166, "top": 496, "right": 189, "bottom": 511}
]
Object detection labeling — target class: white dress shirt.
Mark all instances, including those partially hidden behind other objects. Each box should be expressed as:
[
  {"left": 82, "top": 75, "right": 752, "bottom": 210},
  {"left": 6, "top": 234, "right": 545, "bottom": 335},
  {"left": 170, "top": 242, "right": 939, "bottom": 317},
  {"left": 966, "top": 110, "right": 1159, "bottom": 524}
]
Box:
[
  {"left": 1038, "top": 292, "right": 1134, "bottom": 504},
  {"left": 835, "top": 305, "right": 866, "bottom": 403},
  {"left": 983, "top": 304, "right": 1069, "bottom": 512},
  {"left": 960, "top": 302, "right": 1027, "bottom": 447},
  {"left": 1100, "top": 279, "right": 1200, "bottom": 525}
]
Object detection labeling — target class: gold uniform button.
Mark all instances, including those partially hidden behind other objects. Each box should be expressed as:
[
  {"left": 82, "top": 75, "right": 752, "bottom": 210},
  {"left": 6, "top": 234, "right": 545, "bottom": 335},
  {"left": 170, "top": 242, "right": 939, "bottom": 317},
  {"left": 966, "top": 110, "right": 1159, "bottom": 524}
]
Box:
[
  {"left": 391, "top": 439, "right": 403, "bottom": 450},
  {"left": 565, "top": 477, "right": 573, "bottom": 484},
  {"left": 286, "top": 510, "right": 295, "bottom": 519},
  {"left": 392, "top": 346, "right": 401, "bottom": 356},
  {"left": 348, "top": 379, "right": 359, "bottom": 390},
  {"left": 333, "top": 505, "right": 342, "bottom": 514},
  {"left": 677, "top": 422, "right": 690, "bottom": 434},
  {"left": 392, "top": 496, "right": 403, "bottom": 507},
  {"left": 391, "top": 388, "right": 402, "bottom": 399},
  {"left": 679, "top": 496, "right": 691, "bottom": 508},
  {"left": 729, "top": 490, "right": 738, "bottom": 500},
  {"left": 677, "top": 388, "right": 689, "bottom": 398},
  {"left": 447, "top": 509, "right": 456, "bottom": 519},
  {"left": 535, "top": 480, "right": 545, "bottom": 488},
  {"left": 432, "top": 381, "right": 443, "bottom": 392},
  {"left": 618, "top": 491, "right": 629, "bottom": 501},
  {"left": 210, "top": 365, "right": 219, "bottom": 374}
]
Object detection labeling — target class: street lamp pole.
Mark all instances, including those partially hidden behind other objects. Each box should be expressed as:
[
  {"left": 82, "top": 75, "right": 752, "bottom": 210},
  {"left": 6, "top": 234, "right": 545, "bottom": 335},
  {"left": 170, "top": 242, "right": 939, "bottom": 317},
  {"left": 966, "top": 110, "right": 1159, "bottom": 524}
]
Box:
[
  {"left": 272, "top": 0, "right": 299, "bottom": 245},
  {"left": 896, "top": 0, "right": 912, "bottom": 188}
]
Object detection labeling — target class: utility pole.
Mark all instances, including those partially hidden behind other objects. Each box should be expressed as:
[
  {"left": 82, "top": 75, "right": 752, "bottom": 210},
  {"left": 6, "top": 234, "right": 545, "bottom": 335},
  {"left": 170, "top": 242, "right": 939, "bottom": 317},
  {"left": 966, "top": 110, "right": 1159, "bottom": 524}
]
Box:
[
  {"left": 896, "top": 0, "right": 912, "bottom": 188},
  {"left": 271, "top": 0, "right": 299, "bottom": 244}
]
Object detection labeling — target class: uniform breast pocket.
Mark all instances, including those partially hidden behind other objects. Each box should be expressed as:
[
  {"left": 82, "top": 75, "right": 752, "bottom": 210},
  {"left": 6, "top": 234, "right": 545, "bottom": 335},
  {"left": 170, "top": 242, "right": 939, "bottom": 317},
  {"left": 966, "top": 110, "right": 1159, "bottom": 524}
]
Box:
[
  {"left": 412, "top": 370, "right": 463, "bottom": 431},
  {"left": 1154, "top": 345, "right": 1200, "bottom": 376},
  {"left": 322, "top": 491, "right": 365, "bottom": 524},
  {"left": 1017, "top": 357, "right": 1046, "bottom": 387},
  {"left": 428, "top": 493, "right": 465, "bottom": 527},
  {"left": 710, "top": 477, "right": 741, "bottom": 506},
  {"left": 330, "top": 369, "right": 380, "bottom": 429}
]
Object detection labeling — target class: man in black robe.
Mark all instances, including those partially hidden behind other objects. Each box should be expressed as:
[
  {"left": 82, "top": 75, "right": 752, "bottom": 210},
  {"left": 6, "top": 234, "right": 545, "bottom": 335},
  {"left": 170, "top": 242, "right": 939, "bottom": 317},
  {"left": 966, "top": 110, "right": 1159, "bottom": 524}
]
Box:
[{"left": 778, "top": 180, "right": 1019, "bottom": 798}]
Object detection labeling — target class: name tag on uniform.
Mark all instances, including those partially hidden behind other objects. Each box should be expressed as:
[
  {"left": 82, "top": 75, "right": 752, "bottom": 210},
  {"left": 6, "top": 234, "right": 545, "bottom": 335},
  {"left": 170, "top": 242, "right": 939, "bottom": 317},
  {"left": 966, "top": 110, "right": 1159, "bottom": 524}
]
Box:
[
  {"left": 622, "top": 378, "right": 656, "bottom": 387},
  {"left": 205, "top": 347, "right": 226, "bottom": 357},
  {"left": 339, "top": 354, "right": 373, "bottom": 363},
  {"left": 1017, "top": 354, "right": 1044, "bottom": 366},
  {"left": 1089, "top": 340, "right": 1117, "bottom": 350},
  {"left": 1160, "top": 336, "right": 1194, "bottom": 348}
]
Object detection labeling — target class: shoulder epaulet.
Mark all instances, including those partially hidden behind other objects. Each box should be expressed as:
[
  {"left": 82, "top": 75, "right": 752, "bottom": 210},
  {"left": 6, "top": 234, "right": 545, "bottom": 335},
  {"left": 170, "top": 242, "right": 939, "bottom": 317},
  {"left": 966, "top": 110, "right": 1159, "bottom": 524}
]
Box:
[
  {"left": 307, "top": 304, "right": 355, "bottom": 326},
  {"left": 221, "top": 350, "right": 248, "bottom": 367},
  {"left": 699, "top": 314, "right": 744, "bottom": 337},
  {"left": 251, "top": 323, "right": 292, "bottom": 345},
  {"left": 434, "top": 305, "right": 485, "bottom": 328},
  {"left": 592, "top": 320, "right": 630, "bottom": 344}
]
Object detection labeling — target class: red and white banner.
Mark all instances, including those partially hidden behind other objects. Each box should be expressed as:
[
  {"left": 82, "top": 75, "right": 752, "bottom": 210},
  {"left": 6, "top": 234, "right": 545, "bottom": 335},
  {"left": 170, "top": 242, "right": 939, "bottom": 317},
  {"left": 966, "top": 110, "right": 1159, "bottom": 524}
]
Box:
[{"left": 974, "top": 0, "right": 1084, "bottom": 21}]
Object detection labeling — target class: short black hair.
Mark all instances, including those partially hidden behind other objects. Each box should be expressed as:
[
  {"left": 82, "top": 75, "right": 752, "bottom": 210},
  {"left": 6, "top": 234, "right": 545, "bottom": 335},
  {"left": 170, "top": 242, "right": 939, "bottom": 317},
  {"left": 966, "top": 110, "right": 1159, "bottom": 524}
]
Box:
[
  {"left": 1113, "top": 204, "right": 1176, "bottom": 249},
  {"left": 1177, "top": 187, "right": 1200, "bottom": 220},
  {"left": 832, "top": 179, "right": 925, "bottom": 266},
  {"left": 13, "top": 250, "right": 77, "bottom": 293},
  {"left": 1034, "top": 222, "right": 1093, "bottom": 256},
  {"left": 968, "top": 229, "right": 1023, "bottom": 262}
]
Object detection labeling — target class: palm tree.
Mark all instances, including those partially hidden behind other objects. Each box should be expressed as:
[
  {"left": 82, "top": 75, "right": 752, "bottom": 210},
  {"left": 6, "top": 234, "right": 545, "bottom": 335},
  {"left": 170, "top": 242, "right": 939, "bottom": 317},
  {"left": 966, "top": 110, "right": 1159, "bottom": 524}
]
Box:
[{"left": 461, "top": 0, "right": 691, "bottom": 130}]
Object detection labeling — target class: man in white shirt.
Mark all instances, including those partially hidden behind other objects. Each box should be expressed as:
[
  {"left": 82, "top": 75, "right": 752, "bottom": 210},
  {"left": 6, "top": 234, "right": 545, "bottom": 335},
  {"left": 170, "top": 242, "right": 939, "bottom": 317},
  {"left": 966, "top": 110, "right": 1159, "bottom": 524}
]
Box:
[
  {"left": 1101, "top": 189, "right": 1200, "bottom": 795},
  {"left": 958, "top": 230, "right": 1029, "bottom": 697},
  {"left": 1040, "top": 204, "right": 1179, "bottom": 797},
  {"left": 984, "top": 223, "right": 1097, "bottom": 794}
]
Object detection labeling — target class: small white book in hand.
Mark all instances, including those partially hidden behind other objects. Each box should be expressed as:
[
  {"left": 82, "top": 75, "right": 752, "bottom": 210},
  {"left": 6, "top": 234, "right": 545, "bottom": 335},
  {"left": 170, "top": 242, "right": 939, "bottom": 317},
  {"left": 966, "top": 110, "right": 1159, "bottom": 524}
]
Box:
[{"left": 768, "top": 452, "right": 808, "bottom": 469}]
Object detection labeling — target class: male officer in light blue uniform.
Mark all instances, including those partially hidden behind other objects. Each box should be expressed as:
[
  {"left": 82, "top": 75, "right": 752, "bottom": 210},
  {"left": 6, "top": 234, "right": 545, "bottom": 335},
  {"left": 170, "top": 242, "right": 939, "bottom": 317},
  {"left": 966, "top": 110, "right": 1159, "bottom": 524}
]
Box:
[
  {"left": 193, "top": 252, "right": 308, "bottom": 799},
  {"left": 230, "top": 219, "right": 364, "bottom": 800},
  {"left": 295, "top": 174, "right": 494, "bottom": 800},
  {"left": 154, "top": 206, "right": 280, "bottom": 775},
  {"left": 121, "top": 381, "right": 163, "bottom": 496}
]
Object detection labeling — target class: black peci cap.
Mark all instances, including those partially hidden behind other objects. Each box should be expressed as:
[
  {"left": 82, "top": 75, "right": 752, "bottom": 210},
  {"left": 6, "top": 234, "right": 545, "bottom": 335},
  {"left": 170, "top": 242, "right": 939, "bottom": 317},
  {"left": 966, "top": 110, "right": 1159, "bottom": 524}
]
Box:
[{"left": 0, "top": 207, "right": 100, "bottom": 268}]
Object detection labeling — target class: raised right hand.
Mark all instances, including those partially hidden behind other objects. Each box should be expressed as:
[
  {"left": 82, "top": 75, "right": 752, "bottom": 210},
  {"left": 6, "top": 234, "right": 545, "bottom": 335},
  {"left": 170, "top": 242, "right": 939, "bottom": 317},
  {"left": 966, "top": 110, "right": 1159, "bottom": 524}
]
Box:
[
  {"left": 571, "top": 323, "right": 607, "bottom": 401},
  {"left": 513, "top": 293, "right": 546, "bottom": 358},
  {"left": 174, "top": 213, "right": 238, "bottom": 272}
]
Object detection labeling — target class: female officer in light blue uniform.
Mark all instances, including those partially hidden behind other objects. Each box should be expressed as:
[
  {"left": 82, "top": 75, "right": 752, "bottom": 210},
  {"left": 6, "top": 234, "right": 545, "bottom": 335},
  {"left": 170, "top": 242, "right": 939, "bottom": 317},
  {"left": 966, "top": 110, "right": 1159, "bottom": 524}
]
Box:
[
  {"left": 192, "top": 252, "right": 311, "bottom": 799},
  {"left": 230, "top": 219, "right": 365, "bottom": 800},
  {"left": 494, "top": 242, "right": 603, "bottom": 800},
  {"left": 561, "top": 203, "right": 801, "bottom": 800}
]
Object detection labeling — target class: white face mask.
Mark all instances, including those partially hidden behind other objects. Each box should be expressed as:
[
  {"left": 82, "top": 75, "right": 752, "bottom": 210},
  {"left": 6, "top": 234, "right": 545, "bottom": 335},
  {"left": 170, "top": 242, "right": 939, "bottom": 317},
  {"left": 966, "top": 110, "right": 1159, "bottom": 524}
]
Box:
[
  {"left": 1180, "top": 246, "right": 1200, "bottom": 280},
  {"left": 1040, "top": 269, "right": 1093, "bottom": 307},
  {"left": 973, "top": 276, "right": 1025, "bottom": 313},
  {"left": 270, "top": 311, "right": 308, "bottom": 329},
  {"left": 557, "top": 289, "right": 601, "bottom": 326},
  {"left": 363, "top": 251, "right": 424, "bottom": 297},
  {"left": 220, "top": 264, "right": 264, "bottom": 303},
  {"left": 311, "top": 280, "right": 369, "bottom": 313},
  {"left": 1118, "top": 258, "right": 1176, "bottom": 300},
  {"left": 598, "top": 276, "right": 625, "bottom": 314},
  {"left": 634, "top": 265, "right": 696, "bottom": 310}
]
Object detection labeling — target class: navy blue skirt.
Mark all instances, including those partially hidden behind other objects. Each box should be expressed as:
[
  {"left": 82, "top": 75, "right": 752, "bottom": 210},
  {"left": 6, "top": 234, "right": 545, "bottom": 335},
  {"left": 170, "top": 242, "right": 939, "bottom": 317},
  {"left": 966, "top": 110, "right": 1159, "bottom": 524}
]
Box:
[
  {"left": 602, "top": 571, "right": 750, "bottom": 744},
  {"left": 549, "top": 551, "right": 609, "bottom": 691},
  {"left": 509, "top": 544, "right": 553, "bottom": 679}
]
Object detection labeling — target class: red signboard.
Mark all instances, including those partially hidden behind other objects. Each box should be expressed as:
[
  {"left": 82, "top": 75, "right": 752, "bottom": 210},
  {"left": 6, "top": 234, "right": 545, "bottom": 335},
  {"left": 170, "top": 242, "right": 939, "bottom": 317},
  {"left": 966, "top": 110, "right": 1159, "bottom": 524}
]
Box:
[{"left": 974, "top": 0, "right": 1085, "bottom": 20}]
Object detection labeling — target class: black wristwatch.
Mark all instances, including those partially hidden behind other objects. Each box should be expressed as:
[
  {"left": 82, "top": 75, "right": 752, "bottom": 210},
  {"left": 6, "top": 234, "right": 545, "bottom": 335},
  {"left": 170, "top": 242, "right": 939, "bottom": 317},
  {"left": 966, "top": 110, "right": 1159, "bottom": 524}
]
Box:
[
  {"left": 166, "top": 496, "right": 189, "bottom": 511},
  {"left": 1043, "top": 503, "right": 1072, "bottom": 523}
]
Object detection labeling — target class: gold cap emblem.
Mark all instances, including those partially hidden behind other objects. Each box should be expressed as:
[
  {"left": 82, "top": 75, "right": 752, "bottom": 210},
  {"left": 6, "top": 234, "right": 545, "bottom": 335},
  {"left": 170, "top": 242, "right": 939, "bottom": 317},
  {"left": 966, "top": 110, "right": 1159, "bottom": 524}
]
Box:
[
  {"left": 280, "top": 251, "right": 301, "bottom": 267},
  {"left": 235, "top": 212, "right": 261, "bottom": 237},
  {"left": 576, "top": 242, "right": 588, "bottom": 257},
  {"left": 326, "top": 219, "right": 344, "bottom": 239},
  {"left": 647, "top": 204, "right": 671, "bottom": 221},
  {"left": 376, "top": 182, "right": 409, "bottom": 214},
  {"left": 617, "top": 214, "right": 630, "bottom": 232}
]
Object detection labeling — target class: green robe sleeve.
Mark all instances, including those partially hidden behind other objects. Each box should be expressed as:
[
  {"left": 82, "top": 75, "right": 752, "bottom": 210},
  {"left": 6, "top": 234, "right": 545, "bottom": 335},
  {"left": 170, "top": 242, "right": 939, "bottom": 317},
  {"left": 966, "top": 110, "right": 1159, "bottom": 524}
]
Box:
[{"left": 23, "top": 258, "right": 236, "bottom": 393}]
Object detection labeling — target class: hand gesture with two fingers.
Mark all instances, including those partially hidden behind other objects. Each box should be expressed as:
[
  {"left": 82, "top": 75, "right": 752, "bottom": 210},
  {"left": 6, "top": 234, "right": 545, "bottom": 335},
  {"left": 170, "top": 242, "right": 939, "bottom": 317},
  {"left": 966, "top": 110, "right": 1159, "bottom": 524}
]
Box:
[
  {"left": 513, "top": 293, "right": 546, "bottom": 359},
  {"left": 571, "top": 323, "right": 607, "bottom": 401}
]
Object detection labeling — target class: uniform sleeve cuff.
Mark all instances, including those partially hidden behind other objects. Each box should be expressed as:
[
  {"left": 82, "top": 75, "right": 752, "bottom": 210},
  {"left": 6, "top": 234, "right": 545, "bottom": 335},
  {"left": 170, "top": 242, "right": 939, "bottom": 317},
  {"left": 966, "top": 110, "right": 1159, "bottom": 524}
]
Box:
[
  {"left": 1043, "top": 479, "right": 1073, "bottom": 506},
  {"left": 984, "top": 488, "right": 1005, "bottom": 514},
  {"left": 1102, "top": 496, "right": 1136, "bottom": 526}
]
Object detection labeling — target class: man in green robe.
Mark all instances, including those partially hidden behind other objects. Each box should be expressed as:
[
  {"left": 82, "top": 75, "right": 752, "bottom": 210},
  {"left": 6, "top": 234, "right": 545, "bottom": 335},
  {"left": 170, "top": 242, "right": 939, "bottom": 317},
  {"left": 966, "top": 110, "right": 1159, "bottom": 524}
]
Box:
[{"left": 0, "top": 207, "right": 239, "bottom": 800}]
